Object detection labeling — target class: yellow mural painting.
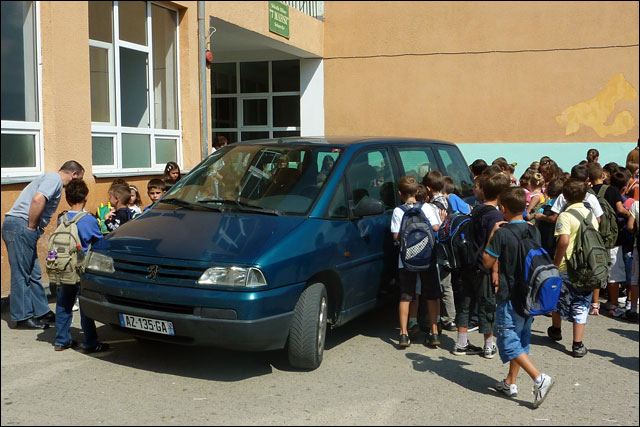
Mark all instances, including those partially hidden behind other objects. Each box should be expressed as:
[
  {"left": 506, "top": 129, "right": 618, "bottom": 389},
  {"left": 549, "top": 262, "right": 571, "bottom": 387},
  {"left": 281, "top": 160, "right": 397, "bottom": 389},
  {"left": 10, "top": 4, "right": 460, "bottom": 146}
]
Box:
[{"left": 556, "top": 73, "right": 638, "bottom": 138}]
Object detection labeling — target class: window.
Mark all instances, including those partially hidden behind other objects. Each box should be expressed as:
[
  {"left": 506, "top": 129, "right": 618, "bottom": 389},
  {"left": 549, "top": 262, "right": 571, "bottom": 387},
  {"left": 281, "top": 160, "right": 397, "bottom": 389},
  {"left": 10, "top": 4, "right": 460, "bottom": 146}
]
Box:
[
  {"left": 212, "top": 60, "right": 301, "bottom": 145},
  {"left": 347, "top": 149, "right": 395, "bottom": 210},
  {"left": 1, "top": 1, "right": 42, "bottom": 179},
  {"left": 89, "top": 1, "right": 180, "bottom": 174},
  {"left": 397, "top": 147, "right": 438, "bottom": 182},
  {"left": 434, "top": 145, "right": 475, "bottom": 196}
]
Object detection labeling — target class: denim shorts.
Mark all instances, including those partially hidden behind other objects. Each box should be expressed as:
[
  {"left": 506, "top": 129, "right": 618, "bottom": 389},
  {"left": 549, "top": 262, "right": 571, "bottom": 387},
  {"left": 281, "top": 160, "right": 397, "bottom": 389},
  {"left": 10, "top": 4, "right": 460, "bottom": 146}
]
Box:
[
  {"left": 554, "top": 272, "right": 592, "bottom": 325},
  {"left": 494, "top": 299, "right": 534, "bottom": 364}
]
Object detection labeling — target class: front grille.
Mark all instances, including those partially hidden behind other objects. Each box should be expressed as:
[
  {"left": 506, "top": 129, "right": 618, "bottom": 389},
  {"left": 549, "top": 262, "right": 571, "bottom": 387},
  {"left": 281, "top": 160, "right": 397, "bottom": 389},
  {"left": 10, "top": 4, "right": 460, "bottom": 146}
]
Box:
[
  {"left": 107, "top": 295, "right": 194, "bottom": 315},
  {"left": 112, "top": 258, "right": 204, "bottom": 283}
]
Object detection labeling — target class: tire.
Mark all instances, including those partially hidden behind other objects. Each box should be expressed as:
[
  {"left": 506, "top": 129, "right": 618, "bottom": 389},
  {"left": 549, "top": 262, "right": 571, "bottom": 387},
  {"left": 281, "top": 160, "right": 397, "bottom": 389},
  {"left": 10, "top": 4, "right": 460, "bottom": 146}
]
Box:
[{"left": 287, "top": 283, "right": 328, "bottom": 370}]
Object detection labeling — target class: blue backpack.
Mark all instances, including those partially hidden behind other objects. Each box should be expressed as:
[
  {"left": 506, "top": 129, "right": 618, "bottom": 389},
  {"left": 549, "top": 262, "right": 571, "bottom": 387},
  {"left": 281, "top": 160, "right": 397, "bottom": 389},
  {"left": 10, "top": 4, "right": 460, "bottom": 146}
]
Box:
[
  {"left": 399, "top": 202, "right": 436, "bottom": 272},
  {"left": 505, "top": 224, "right": 563, "bottom": 317}
]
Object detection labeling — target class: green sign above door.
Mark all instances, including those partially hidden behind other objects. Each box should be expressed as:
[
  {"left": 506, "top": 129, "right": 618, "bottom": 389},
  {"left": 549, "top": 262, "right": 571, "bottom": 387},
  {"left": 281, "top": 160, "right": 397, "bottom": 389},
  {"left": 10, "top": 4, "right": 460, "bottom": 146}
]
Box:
[{"left": 269, "top": 1, "right": 290, "bottom": 39}]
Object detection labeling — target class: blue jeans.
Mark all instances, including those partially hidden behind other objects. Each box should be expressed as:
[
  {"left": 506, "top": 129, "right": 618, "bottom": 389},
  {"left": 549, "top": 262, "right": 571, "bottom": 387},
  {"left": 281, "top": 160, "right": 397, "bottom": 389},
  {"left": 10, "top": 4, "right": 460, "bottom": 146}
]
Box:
[
  {"left": 1, "top": 216, "right": 51, "bottom": 322},
  {"left": 55, "top": 284, "right": 99, "bottom": 349},
  {"left": 494, "top": 300, "right": 534, "bottom": 364}
]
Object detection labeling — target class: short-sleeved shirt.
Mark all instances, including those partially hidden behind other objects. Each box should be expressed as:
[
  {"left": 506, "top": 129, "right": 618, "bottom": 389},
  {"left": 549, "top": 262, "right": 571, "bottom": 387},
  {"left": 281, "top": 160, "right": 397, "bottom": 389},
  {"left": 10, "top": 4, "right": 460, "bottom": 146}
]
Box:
[
  {"left": 60, "top": 211, "right": 104, "bottom": 253},
  {"left": 391, "top": 202, "right": 441, "bottom": 268},
  {"left": 448, "top": 193, "right": 471, "bottom": 214},
  {"left": 554, "top": 203, "right": 599, "bottom": 272},
  {"left": 551, "top": 192, "right": 603, "bottom": 218},
  {"left": 485, "top": 221, "right": 539, "bottom": 302},
  {"left": 6, "top": 172, "right": 63, "bottom": 231}
]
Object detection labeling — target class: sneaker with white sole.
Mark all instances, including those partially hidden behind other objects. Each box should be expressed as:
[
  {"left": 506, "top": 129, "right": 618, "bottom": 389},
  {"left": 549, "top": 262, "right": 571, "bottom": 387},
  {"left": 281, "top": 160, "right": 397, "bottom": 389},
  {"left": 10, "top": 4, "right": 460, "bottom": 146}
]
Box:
[
  {"left": 483, "top": 344, "right": 497, "bottom": 359},
  {"left": 589, "top": 303, "right": 599, "bottom": 316},
  {"left": 453, "top": 341, "right": 483, "bottom": 356},
  {"left": 494, "top": 380, "right": 518, "bottom": 397},
  {"left": 533, "top": 373, "right": 554, "bottom": 408}
]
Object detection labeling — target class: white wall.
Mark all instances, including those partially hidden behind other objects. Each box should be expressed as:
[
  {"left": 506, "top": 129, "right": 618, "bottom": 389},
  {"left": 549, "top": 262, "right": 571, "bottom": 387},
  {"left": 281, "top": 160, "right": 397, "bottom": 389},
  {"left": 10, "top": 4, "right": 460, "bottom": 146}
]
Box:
[{"left": 300, "top": 58, "right": 324, "bottom": 137}]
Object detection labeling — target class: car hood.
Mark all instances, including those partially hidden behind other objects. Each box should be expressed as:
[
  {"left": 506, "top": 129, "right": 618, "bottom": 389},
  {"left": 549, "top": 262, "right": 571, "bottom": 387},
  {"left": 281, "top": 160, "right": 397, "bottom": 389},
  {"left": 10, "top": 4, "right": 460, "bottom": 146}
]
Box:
[{"left": 93, "top": 208, "right": 306, "bottom": 264}]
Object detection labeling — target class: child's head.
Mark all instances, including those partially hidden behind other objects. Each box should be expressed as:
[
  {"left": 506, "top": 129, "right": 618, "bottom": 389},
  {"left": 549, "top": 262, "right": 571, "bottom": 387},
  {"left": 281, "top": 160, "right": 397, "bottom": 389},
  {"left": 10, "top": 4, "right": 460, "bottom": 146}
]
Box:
[
  {"left": 519, "top": 170, "right": 533, "bottom": 190},
  {"left": 398, "top": 176, "right": 418, "bottom": 201},
  {"left": 65, "top": 178, "right": 89, "bottom": 207},
  {"left": 415, "top": 184, "right": 427, "bottom": 202},
  {"left": 147, "top": 178, "right": 166, "bottom": 204},
  {"left": 443, "top": 176, "right": 456, "bottom": 196},
  {"left": 563, "top": 179, "right": 587, "bottom": 205},
  {"left": 610, "top": 170, "right": 628, "bottom": 190},
  {"left": 545, "top": 179, "right": 564, "bottom": 199},
  {"left": 111, "top": 177, "right": 129, "bottom": 187},
  {"left": 587, "top": 163, "right": 604, "bottom": 184},
  {"left": 212, "top": 135, "right": 228, "bottom": 150},
  {"left": 530, "top": 172, "right": 545, "bottom": 190},
  {"left": 529, "top": 161, "right": 540, "bottom": 171},
  {"left": 109, "top": 183, "right": 131, "bottom": 207},
  {"left": 481, "top": 172, "right": 511, "bottom": 201},
  {"left": 492, "top": 158, "right": 509, "bottom": 172},
  {"left": 506, "top": 163, "right": 516, "bottom": 176},
  {"left": 499, "top": 187, "right": 526, "bottom": 217},
  {"left": 164, "top": 161, "right": 181, "bottom": 182},
  {"left": 469, "top": 159, "right": 488, "bottom": 177},
  {"left": 603, "top": 162, "right": 620, "bottom": 178},
  {"left": 586, "top": 148, "right": 599, "bottom": 163},
  {"left": 570, "top": 164, "right": 589, "bottom": 182},
  {"left": 422, "top": 171, "right": 444, "bottom": 194},
  {"left": 129, "top": 185, "right": 142, "bottom": 207}
]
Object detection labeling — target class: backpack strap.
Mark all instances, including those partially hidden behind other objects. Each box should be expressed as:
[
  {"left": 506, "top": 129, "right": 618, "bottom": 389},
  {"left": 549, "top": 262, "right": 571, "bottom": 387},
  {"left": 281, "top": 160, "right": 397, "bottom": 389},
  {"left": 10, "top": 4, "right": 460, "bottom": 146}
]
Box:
[
  {"left": 62, "top": 211, "right": 89, "bottom": 227},
  {"left": 565, "top": 208, "right": 591, "bottom": 226},
  {"left": 597, "top": 184, "right": 609, "bottom": 200}
]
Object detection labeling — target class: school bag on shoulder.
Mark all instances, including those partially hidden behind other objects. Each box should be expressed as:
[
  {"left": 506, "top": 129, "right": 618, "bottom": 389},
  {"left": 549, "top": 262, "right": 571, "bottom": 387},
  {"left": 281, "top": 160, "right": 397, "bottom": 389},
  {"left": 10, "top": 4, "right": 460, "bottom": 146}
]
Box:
[
  {"left": 431, "top": 195, "right": 454, "bottom": 215},
  {"left": 45, "top": 212, "right": 89, "bottom": 285},
  {"left": 505, "top": 224, "right": 563, "bottom": 318},
  {"left": 564, "top": 209, "right": 610, "bottom": 292},
  {"left": 435, "top": 212, "right": 472, "bottom": 271},
  {"left": 588, "top": 185, "right": 618, "bottom": 249},
  {"left": 399, "top": 202, "right": 436, "bottom": 272}
]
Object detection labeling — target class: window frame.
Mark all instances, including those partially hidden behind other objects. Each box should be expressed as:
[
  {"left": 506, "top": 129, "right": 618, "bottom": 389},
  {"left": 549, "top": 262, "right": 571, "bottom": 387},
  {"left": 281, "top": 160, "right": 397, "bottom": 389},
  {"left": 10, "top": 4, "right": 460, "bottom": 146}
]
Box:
[
  {"left": 211, "top": 61, "right": 301, "bottom": 144},
  {"left": 90, "top": 0, "right": 182, "bottom": 176},
  {"left": 1, "top": 0, "right": 44, "bottom": 183}
]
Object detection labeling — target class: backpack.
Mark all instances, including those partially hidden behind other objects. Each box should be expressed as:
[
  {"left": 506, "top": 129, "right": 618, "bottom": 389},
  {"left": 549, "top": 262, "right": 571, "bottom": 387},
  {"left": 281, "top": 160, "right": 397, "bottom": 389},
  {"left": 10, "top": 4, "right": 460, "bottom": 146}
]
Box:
[
  {"left": 564, "top": 209, "right": 610, "bottom": 292},
  {"left": 589, "top": 185, "right": 618, "bottom": 249},
  {"left": 435, "top": 212, "right": 472, "bottom": 271},
  {"left": 45, "top": 212, "right": 89, "bottom": 285},
  {"left": 536, "top": 199, "right": 557, "bottom": 256},
  {"left": 505, "top": 224, "right": 563, "bottom": 318},
  {"left": 399, "top": 202, "right": 436, "bottom": 272}
]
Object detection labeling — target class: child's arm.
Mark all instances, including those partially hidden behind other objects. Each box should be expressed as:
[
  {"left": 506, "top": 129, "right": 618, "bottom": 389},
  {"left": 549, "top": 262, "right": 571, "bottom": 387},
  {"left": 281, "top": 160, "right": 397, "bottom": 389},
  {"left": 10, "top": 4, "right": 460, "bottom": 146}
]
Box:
[
  {"left": 553, "top": 235, "right": 570, "bottom": 267},
  {"left": 528, "top": 194, "right": 541, "bottom": 214}
]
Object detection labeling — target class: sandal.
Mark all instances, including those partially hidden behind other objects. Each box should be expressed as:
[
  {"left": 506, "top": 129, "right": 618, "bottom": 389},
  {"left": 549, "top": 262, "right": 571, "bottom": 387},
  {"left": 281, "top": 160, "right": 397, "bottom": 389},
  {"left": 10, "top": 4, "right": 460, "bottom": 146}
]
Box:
[{"left": 82, "top": 342, "right": 110, "bottom": 354}]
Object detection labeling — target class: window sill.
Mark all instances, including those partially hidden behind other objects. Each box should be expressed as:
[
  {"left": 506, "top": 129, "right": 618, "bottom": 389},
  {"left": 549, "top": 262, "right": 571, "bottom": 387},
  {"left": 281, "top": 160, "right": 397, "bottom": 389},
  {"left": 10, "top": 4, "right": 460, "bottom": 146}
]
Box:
[
  {"left": 1, "top": 174, "right": 42, "bottom": 185},
  {"left": 92, "top": 170, "right": 191, "bottom": 179}
]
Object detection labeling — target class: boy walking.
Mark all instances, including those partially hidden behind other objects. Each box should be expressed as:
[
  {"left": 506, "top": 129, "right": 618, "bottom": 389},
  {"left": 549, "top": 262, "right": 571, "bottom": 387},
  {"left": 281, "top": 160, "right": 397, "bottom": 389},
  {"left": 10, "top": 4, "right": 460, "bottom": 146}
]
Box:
[
  {"left": 547, "top": 180, "right": 600, "bottom": 357},
  {"left": 391, "top": 177, "right": 442, "bottom": 347},
  {"left": 483, "top": 187, "right": 554, "bottom": 408},
  {"left": 53, "top": 179, "right": 110, "bottom": 353}
]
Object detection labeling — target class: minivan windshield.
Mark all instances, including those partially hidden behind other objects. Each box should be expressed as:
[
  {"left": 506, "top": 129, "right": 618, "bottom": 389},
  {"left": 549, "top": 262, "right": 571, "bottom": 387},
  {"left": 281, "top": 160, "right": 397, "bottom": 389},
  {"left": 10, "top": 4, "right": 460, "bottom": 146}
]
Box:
[{"left": 161, "top": 144, "right": 342, "bottom": 216}]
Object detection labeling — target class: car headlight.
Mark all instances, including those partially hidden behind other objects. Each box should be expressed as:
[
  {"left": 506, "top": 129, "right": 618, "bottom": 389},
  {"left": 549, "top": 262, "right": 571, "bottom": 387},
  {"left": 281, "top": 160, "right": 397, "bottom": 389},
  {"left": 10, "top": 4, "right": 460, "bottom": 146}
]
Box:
[
  {"left": 86, "top": 251, "right": 115, "bottom": 274},
  {"left": 198, "top": 266, "right": 267, "bottom": 287}
]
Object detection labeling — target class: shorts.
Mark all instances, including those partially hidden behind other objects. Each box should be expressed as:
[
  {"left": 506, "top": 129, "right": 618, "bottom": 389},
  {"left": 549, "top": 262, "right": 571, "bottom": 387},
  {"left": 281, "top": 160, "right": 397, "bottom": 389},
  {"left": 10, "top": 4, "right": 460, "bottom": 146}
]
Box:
[
  {"left": 608, "top": 246, "right": 626, "bottom": 283},
  {"left": 554, "top": 272, "right": 592, "bottom": 325},
  {"left": 631, "top": 247, "right": 639, "bottom": 287},
  {"left": 494, "top": 299, "right": 534, "bottom": 364},
  {"left": 398, "top": 267, "right": 441, "bottom": 302}
]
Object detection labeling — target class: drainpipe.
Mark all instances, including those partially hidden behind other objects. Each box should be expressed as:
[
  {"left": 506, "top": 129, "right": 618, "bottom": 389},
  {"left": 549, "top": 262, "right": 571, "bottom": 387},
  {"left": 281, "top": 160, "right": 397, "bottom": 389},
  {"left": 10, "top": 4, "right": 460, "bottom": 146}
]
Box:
[{"left": 198, "top": 1, "right": 208, "bottom": 160}]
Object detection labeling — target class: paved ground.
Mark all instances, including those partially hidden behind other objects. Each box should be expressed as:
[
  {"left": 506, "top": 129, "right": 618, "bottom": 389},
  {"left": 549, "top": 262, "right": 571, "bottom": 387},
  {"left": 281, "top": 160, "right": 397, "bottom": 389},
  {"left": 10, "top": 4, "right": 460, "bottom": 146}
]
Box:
[{"left": 1, "top": 297, "right": 638, "bottom": 426}]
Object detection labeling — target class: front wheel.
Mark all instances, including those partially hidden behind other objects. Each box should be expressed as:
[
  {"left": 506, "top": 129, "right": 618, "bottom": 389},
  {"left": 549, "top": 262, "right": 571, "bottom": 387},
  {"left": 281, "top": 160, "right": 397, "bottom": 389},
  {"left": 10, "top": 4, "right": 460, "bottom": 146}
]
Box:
[{"left": 287, "top": 283, "right": 328, "bottom": 370}]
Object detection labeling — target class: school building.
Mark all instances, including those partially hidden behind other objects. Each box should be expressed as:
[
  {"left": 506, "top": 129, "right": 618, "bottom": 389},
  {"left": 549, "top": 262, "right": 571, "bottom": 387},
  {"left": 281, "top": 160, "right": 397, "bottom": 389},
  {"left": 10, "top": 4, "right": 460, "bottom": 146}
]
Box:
[{"left": 1, "top": 1, "right": 638, "bottom": 297}]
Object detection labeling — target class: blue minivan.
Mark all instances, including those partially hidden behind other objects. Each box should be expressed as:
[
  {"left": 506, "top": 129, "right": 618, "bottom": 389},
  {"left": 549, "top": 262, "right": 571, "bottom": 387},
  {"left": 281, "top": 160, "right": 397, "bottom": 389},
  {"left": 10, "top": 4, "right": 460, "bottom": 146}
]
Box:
[{"left": 80, "top": 137, "right": 475, "bottom": 369}]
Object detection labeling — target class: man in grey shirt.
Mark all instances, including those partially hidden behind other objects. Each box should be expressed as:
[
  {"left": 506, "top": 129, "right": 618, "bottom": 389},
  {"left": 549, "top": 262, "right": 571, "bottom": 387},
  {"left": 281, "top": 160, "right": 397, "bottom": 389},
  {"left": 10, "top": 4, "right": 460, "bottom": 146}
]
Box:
[{"left": 2, "top": 161, "right": 84, "bottom": 329}]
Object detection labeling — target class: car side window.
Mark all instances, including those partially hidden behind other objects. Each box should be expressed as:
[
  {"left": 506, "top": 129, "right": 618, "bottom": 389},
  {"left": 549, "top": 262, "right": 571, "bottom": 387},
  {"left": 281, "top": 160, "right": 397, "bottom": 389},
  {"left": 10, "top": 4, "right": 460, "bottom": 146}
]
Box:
[
  {"left": 326, "top": 179, "right": 348, "bottom": 219},
  {"left": 346, "top": 149, "right": 395, "bottom": 210},
  {"left": 397, "top": 147, "right": 438, "bottom": 182},
  {"left": 435, "top": 145, "right": 475, "bottom": 195}
]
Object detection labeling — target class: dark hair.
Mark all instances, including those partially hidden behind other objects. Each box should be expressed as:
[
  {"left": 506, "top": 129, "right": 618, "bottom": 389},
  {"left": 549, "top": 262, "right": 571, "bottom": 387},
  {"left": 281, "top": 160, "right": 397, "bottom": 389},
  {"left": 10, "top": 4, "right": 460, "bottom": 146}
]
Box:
[
  {"left": 519, "top": 170, "right": 533, "bottom": 188},
  {"left": 111, "top": 178, "right": 129, "bottom": 187},
  {"left": 422, "top": 171, "right": 444, "bottom": 192},
  {"left": 213, "top": 135, "right": 228, "bottom": 149},
  {"left": 588, "top": 163, "right": 604, "bottom": 183},
  {"left": 626, "top": 161, "right": 639, "bottom": 177},
  {"left": 163, "top": 162, "right": 181, "bottom": 181},
  {"left": 539, "top": 156, "right": 552, "bottom": 166},
  {"left": 507, "top": 164, "right": 515, "bottom": 174},
  {"left": 603, "top": 162, "right": 620, "bottom": 176},
  {"left": 499, "top": 187, "right": 526, "bottom": 214},
  {"left": 442, "top": 176, "right": 455, "bottom": 195},
  {"left": 546, "top": 179, "right": 564, "bottom": 199},
  {"left": 539, "top": 161, "right": 563, "bottom": 183},
  {"left": 570, "top": 164, "right": 589, "bottom": 182},
  {"left": 65, "top": 178, "right": 89, "bottom": 205},
  {"left": 563, "top": 179, "right": 587, "bottom": 204},
  {"left": 578, "top": 160, "right": 588, "bottom": 166},
  {"left": 109, "top": 183, "right": 131, "bottom": 205},
  {"left": 398, "top": 176, "right": 418, "bottom": 196},
  {"left": 59, "top": 160, "right": 84, "bottom": 175},
  {"left": 470, "top": 159, "right": 488, "bottom": 177},
  {"left": 610, "top": 171, "right": 627, "bottom": 189},
  {"left": 147, "top": 178, "right": 166, "bottom": 192},
  {"left": 586, "top": 148, "right": 599, "bottom": 163},
  {"left": 492, "top": 158, "right": 509, "bottom": 171},
  {"left": 415, "top": 184, "right": 427, "bottom": 202},
  {"left": 482, "top": 172, "right": 511, "bottom": 200}
]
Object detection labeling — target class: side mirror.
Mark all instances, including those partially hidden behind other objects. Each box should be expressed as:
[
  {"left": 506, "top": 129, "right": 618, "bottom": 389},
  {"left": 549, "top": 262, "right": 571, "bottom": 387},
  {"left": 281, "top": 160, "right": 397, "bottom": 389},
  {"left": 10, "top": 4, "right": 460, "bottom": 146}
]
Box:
[{"left": 353, "top": 198, "right": 385, "bottom": 217}]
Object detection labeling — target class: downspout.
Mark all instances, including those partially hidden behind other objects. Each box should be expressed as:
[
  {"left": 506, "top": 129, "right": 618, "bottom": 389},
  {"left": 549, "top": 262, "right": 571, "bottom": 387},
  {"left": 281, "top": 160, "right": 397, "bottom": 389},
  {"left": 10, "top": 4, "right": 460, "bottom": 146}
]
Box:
[{"left": 198, "top": 1, "right": 208, "bottom": 160}]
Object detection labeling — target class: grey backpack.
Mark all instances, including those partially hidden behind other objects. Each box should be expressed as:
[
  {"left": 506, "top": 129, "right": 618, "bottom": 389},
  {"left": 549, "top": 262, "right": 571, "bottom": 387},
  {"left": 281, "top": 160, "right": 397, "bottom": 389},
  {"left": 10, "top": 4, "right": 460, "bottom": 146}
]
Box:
[{"left": 45, "top": 212, "right": 88, "bottom": 285}]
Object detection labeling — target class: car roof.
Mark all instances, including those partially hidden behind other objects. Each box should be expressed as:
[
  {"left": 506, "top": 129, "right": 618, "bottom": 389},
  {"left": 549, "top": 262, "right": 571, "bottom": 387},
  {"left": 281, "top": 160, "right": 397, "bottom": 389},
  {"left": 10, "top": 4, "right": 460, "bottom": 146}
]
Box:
[{"left": 236, "top": 136, "right": 457, "bottom": 147}]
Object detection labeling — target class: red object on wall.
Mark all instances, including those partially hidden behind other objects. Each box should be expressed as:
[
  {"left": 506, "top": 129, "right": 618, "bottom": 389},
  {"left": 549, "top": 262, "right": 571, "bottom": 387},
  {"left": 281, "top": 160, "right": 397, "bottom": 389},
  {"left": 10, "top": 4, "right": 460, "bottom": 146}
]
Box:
[{"left": 205, "top": 50, "right": 213, "bottom": 65}]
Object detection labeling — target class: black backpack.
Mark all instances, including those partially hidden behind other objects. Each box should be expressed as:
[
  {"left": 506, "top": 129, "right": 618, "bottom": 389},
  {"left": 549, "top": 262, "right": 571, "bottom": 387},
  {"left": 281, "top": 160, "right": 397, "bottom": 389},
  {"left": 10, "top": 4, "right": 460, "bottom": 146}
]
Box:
[
  {"left": 451, "top": 204, "right": 498, "bottom": 272},
  {"left": 398, "top": 202, "right": 436, "bottom": 272},
  {"left": 435, "top": 212, "right": 472, "bottom": 271}
]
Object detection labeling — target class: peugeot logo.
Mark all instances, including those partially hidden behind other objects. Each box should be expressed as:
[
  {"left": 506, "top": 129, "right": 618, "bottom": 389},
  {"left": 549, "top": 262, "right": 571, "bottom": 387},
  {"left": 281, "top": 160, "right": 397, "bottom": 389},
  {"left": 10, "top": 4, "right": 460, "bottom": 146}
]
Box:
[{"left": 147, "top": 265, "right": 159, "bottom": 280}]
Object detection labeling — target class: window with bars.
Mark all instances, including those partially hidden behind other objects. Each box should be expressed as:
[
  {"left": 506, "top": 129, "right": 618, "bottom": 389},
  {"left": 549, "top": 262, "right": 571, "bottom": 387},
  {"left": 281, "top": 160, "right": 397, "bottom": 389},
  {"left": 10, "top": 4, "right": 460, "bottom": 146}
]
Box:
[{"left": 89, "top": 1, "right": 181, "bottom": 173}]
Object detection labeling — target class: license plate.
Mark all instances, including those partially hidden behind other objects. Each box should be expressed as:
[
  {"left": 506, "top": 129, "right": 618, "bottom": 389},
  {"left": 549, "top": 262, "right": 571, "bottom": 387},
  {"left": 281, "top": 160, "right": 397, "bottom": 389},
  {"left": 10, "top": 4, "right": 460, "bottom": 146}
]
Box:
[{"left": 119, "top": 313, "right": 175, "bottom": 336}]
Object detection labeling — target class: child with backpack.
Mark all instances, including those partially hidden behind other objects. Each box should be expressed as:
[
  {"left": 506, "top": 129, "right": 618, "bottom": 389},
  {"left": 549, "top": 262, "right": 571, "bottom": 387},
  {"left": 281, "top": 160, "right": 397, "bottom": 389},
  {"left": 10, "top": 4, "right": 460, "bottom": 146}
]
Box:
[
  {"left": 547, "top": 179, "right": 606, "bottom": 358},
  {"left": 454, "top": 172, "right": 510, "bottom": 358},
  {"left": 623, "top": 200, "right": 639, "bottom": 322},
  {"left": 48, "top": 179, "right": 109, "bottom": 353},
  {"left": 483, "top": 187, "right": 554, "bottom": 407},
  {"left": 391, "top": 176, "right": 442, "bottom": 348},
  {"left": 104, "top": 183, "right": 134, "bottom": 232},
  {"left": 534, "top": 179, "right": 564, "bottom": 256}
]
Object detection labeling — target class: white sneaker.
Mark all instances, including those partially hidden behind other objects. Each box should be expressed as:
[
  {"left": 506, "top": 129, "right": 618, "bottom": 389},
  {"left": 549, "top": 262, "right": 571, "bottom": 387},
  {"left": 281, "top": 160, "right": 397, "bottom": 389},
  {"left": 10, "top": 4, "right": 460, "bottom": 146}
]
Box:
[
  {"left": 483, "top": 344, "right": 497, "bottom": 359},
  {"left": 494, "top": 380, "right": 518, "bottom": 397},
  {"left": 72, "top": 300, "right": 79, "bottom": 311},
  {"left": 533, "top": 374, "right": 554, "bottom": 408}
]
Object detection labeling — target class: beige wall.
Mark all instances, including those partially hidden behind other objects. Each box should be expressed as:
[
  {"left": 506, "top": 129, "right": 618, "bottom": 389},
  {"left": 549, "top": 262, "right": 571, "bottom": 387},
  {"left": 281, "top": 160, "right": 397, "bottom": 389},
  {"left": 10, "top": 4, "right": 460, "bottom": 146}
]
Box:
[{"left": 323, "top": 1, "right": 639, "bottom": 143}]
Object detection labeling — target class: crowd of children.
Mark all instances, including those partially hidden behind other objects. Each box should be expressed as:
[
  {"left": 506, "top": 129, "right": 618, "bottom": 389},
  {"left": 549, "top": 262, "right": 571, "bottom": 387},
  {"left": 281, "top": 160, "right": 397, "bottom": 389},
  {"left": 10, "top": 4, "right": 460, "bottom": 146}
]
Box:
[{"left": 392, "top": 145, "right": 639, "bottom": 408}]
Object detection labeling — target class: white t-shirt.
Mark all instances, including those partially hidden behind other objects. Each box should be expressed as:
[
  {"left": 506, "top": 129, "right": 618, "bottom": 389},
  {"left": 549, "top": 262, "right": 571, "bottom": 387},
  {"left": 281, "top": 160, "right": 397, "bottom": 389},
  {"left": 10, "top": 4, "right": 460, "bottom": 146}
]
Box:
[
  {"left": 551, "top": 192, "right": 603, "bottom": 218},
  {"left": 391, "top": 202, "right": 441, "bottom": 268}
]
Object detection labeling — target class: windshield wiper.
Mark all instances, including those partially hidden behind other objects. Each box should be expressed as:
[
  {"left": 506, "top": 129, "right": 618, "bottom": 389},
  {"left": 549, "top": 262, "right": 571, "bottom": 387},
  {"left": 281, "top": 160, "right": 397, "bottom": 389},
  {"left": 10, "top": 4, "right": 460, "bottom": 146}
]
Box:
[
  {"left": 197, "top": 198, "right": 281, "bottom": 216},
  {"left": 160, "top": 198, "right": 222, "bottom": 212}
]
